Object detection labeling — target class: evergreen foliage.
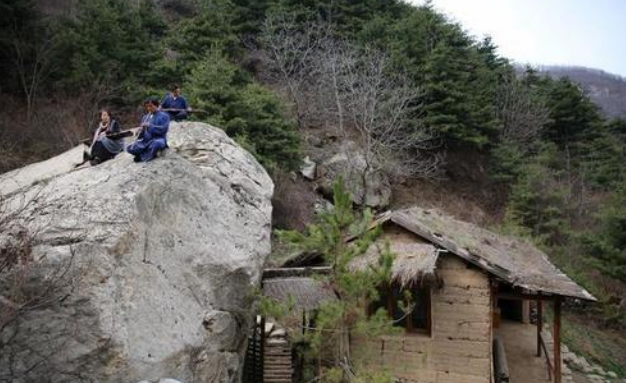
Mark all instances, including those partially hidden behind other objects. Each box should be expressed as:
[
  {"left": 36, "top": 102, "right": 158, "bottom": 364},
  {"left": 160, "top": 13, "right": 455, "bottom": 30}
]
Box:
[
  {"left": 168, "top": 0, "right": 240, "bottom": 67},
  {"left": 505, "top": 145, "right": 571, "bottom": 245},
  {"left": 0, "top": 0, "right": 44, "bottom": 94},
  {"left": 185, "top": 50, "right": 300, "bottom": 171},
  {"left": 53, "top": 0, "right": 166, "bottom": 93},
  {"left": 583, "top": 180, "right": 626, "bottom": 282},
  {"left": 273, "top": 180, "right": 400, "bottom": 381},
  {"left": 584, "top": 118, "right": 626, "bottom": 188},
  {"left": 540, "top": 77, "right": 603, "bottom": 151},
  {"left": 359, "top": 4, "right": 508, "bottom": 147}
]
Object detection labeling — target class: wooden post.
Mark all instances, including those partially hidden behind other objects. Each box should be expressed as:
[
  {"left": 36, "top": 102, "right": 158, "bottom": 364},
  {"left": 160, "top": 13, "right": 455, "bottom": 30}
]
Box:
[
  {"left": 260, "top": 316, "right": 265, "bottom": 383},
  {"left": 554, "top": 298, "right": 562, "bottom": 383},
  {"left": 537, "top": 299, "right": 543, "bottom": 357}
]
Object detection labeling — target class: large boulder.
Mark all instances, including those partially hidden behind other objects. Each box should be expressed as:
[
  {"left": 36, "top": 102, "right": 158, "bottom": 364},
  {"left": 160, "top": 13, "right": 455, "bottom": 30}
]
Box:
[
  {"left": 0, "top": 122, "right": 273, "bottom": 383},
  {"left": 317, "top": 141, "right": 391, "bottom": 209}
]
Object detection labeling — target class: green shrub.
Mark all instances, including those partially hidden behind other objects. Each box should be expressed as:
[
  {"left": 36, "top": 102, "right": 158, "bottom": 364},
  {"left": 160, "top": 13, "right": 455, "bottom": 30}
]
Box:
[
  {"left": 53, "top": 0, "right": 166, "bottom": 95},
  {"left": 185, "top": 49, "right": 301, "bottom": 172}
]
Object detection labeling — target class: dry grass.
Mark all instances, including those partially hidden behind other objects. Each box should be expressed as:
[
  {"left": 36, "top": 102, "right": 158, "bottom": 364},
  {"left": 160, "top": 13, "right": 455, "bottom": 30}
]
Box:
[
  {"left": 349, "top": 241, "right": 438, "bottom": 287},
  {"left": 562, "top": 312, "right": 626, "bottom": 377}
]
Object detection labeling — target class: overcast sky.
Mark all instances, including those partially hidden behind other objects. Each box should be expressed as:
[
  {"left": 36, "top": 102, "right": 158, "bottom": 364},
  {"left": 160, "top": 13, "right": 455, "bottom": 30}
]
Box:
[{"left": 410, "top": 0, "right": 626, "bottom": 77}]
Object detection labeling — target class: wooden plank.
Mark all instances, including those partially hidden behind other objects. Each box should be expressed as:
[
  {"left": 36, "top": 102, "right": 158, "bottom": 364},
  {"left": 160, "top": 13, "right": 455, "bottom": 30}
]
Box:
[
  {"left": 537, "top": 300, "right": 543, "bottom": 357},
  {"left": 263, "top": 266, "right": 332, "bottom": 279},
  {"left": 493, "top": 337, "right": 510, "bottom": 382},
  {"left": 497, "top": 292, "right": 558, "bottom": 301},
  {"left": 554, "top": 298, "right": 562, "bottom": 383},
  {"left": 540, "top": 332, "right": 553, "bottom": 380},
  {"left": 260, "top": 316, "right": 265, "bottom": 382}
]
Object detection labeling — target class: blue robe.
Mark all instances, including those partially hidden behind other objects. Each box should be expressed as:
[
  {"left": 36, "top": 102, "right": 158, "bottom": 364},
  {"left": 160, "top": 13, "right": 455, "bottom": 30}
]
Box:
[
  {"left": 127, "top": 111, "right": 170, "bottom": 162},
  {"left": 161, "top": 93, "right": 189, "bottom": 121}
]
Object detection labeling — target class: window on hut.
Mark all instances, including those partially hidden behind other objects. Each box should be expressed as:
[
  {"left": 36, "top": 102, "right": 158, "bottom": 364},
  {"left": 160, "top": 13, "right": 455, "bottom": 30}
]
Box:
[{"left": 370, "top": 282, "right": 431, "bottom": 335}]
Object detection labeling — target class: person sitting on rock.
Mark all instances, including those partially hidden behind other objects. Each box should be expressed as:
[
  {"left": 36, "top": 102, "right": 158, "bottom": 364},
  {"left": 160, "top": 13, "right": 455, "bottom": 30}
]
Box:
[
  {"left": 84, "top": 108, "right": 124, "bottom": 166},
  {"left": 127, "top": 97, "right": 170, "bottom": 162},
  {"left": 160, "top": 84, "right": 191, "bottom": 122}
]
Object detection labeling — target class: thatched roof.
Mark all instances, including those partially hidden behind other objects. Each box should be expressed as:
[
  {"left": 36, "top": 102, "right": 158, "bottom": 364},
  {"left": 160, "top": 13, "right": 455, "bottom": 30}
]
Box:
[
  {"left": 380, "top": 208, "right": 596, "bottom": 301},
  {"left": 263, "top": 277, "right": 337, "bottom": 311},
  {"left": 349, "top": 241, "right": 439, "bottom": 287}
]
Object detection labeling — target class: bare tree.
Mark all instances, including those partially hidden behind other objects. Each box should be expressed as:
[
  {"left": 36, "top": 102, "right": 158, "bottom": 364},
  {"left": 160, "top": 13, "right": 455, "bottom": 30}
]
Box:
[
  {"left": 7, "top": 26, "right": 57, "bottom": 123},
  {"left": 497, "top": 76, "right": 550, "bottom": 149},
  {"left": 256, "top": 15, "right": 442, "bottom": 204},
  {"left": 48, "top": 80, "right": 124, "bottom": 148},
  {"left": 338, "top": 48, "right": 441, "bottom": 179},
  {"left": 256, "top": 13, "right": 332, "bottom": 128},
  {"left": 0, "top": 190, "right": 88, "bottom": 382}
]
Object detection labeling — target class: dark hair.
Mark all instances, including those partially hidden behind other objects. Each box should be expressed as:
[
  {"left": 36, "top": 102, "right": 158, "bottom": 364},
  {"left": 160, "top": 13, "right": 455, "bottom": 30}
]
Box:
[
  {"left": 100, "top": 108, "right": 114, "bottom": 120},
  {"left": 171, "top": 84, "right": 181, "bottom": 91},
  {"left": 144, "top": 97, "right": 160, "bottom": 107}
]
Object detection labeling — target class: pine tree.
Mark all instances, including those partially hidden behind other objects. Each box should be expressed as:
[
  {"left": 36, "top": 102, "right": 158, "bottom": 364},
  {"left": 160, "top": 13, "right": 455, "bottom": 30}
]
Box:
[
  {"left": 540, "top": 77, "right": 603, "bottom": 153},
  {"left": 583, "top": 179, "right": 626, "bottom": 282},
  {"left": 584, "top": 119, "right": 626, "bottom": 188},
  {"left": 185, "top": 50, "right": 301, "bottom": 172},
  {"left": 360, "top": 4, "right": 506, "bottom": 147},
  {"left": 53, "top": 0, "right": 166, "bottom": 93},
  {"left": 505, "top": 145, "right": 571, "bottom": 245},
  {"left": 169, "top": 0, "right": 239, "bottom": 66},
  {"left": 274, "top": 180, "right": 397, "bottom": 382}
]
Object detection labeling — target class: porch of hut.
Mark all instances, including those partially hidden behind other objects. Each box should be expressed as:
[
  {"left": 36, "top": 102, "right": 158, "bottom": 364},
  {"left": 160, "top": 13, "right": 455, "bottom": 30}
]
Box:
[{"left": 493, "top": 292, "right": 566, "bottom": 383}]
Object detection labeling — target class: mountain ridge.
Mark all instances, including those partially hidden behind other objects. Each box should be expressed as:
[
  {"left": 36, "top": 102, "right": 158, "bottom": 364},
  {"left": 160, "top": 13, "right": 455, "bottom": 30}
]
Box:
[{"left": 536, "top": 65, "right": 626, "bottom": 120}]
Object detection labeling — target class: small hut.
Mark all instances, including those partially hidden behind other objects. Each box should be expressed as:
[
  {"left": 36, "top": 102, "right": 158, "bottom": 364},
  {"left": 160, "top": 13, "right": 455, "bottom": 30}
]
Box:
[
  {"left": 244, "top": 268, "right": 337, "bottom": 383},
  {"left": 275, "top": 207, "right": 595, "bottom": 383}
]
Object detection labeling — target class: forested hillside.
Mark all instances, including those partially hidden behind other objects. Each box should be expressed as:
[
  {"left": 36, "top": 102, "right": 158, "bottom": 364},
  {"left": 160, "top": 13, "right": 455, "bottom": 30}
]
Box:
[{"left": 1, "top": 0, "right": 625, "bottom": 376}]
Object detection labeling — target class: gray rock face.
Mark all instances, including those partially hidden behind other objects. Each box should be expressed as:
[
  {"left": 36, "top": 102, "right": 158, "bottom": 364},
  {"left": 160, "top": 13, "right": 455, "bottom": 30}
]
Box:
[
  {"left": 0, "top": 122, "right": 273, "bottom": 383},
  {"left": 299, "top": 156, "right": 317, "bottom": 181},
  {"left": 317, "top": 141, "right": 391, "bottom": 209}
]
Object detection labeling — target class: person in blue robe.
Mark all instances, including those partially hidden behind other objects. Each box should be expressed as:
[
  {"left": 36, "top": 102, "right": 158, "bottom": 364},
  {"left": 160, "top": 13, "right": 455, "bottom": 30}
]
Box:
[
  {"left": 127, "top": 98, "right": 171, "bottom": 162},
  {"left": 161, "top": 84, "right": 191, "bottom": 121}
]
